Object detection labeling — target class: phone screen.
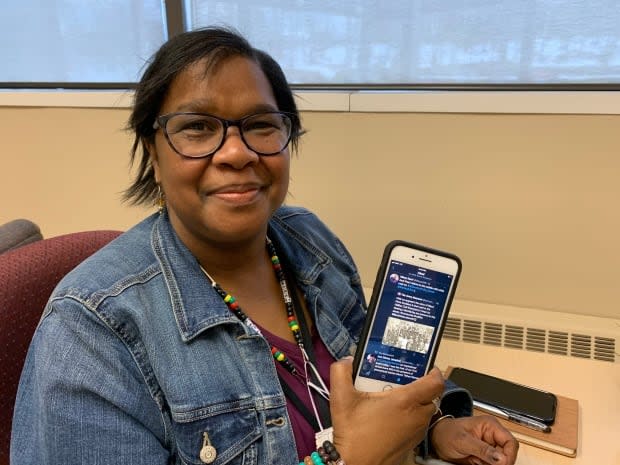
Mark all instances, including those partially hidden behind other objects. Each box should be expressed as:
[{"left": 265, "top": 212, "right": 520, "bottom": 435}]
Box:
[
  {"left": 448, "top": 367, "right": 557, "bottom": 424},
  {"left": 357, "top": 259, "right": 455, "bottom": 385}
]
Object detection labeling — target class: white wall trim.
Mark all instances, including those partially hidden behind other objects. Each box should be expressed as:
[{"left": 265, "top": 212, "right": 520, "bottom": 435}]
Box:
[
  {"left": 0, "top": 90, "right": 134, "bottom": 109},
  {"left": 1, "top": 89, "right": 619, "bottom": 114},
  {"left": 350, "top": 90, "right": 620, "bottom": 115}
]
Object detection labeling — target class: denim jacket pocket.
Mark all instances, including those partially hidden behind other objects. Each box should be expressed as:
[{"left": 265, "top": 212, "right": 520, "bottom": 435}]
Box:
[{"left": 171, "top": 399, "right": 262, "bottom": 465}]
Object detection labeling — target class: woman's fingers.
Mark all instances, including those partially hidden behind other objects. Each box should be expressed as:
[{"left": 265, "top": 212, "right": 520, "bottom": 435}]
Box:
[{"left": 330, "top": 358, "right": 446, "bottom": 465}]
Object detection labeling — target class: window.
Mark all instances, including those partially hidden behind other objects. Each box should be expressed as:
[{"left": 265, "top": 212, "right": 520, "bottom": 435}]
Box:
[
  {"left": 1, "top": 0, "right": 166, "bottom": 86},
  {"left": 185, "top": 0, "right": 620, "bottom": 87},
  {"left": 2, "top": 0, "right": 620, "bottom": 88}
]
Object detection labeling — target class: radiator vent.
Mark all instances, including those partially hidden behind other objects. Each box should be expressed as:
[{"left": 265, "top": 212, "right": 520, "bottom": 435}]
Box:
[
  {"left": 444, "top": 316, "right": 616, "bottom": 363},
  {"left": 443, "top": 318, "right": 461, "bottom": 341},
  {"left": 463, "top": 319, "right": 482, "bottom": 343},
  {"left": 594, "top": 337, "right": 616, "bottom": 362},
  {"left": 526, "top": 328, "right": 546, "bottom": 352},
  {"left": 548, "top": 331, "right": 569, "bottom": 356},
  {"left": 483, "top": 322, "right": 502, "bottom": 346},
  {"left": 504, "top": 325, "right": 524, "bottom": 349}
]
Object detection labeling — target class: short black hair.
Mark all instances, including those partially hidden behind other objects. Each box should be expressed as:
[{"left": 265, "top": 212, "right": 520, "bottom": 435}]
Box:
[{"left": 123, "top": 26, "right": 302, "bottom": 206}]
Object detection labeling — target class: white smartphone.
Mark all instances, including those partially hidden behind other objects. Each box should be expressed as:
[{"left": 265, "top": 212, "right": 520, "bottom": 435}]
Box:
[{"left": 353, "top": 241, "right": 462, "bottom": 392}]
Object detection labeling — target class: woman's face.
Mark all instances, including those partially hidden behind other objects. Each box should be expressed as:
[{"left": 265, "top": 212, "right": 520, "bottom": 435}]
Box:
[{"left": 149, "top": 55, "right": 290, "bottom": 252}]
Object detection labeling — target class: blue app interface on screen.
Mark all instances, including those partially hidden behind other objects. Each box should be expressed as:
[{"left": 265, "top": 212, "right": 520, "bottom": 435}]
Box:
[{"left": 359, "top": 260, "right": 454, "bottom": 384}]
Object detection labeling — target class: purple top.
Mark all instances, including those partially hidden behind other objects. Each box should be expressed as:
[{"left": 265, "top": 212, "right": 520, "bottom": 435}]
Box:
[{"left": 259, "top": 325, "right": 336, "bottom": 460}]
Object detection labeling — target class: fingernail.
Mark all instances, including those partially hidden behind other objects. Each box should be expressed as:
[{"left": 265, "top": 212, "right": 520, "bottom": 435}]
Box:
[{"left": 492, "top": 452, "right": 502, "bottom": 462}]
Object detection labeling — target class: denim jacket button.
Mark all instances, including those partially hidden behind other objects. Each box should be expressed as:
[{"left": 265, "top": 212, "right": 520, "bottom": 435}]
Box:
[{"left": 199, "top": 432, "right": 217, "bottom": 463}]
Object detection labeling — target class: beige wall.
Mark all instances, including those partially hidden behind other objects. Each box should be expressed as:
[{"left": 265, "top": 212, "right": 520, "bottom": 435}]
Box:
[{"left": 1, "top": 106, "right": 618, "bottom": 320}]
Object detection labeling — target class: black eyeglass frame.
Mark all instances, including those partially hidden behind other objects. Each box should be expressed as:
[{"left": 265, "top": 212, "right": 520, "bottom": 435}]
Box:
[{"left": 152, "top": 111, "right": 295, "bottom": 158}]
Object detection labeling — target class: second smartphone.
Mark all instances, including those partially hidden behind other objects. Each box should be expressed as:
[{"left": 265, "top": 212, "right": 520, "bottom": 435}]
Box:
[
  {"left": 447, "top": 367, "right": 557, "bottom": 425},
  {"left": 353, "top": 240, "right": 462, "bottom": 392}
]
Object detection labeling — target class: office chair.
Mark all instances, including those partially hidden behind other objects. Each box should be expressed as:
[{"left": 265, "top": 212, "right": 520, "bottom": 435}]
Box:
[
  {"left": 0, "top": 229, "right": 122, "bottom": 465},
  {"left": 0, "top": 219, "right": 43, "bottom": 255}
]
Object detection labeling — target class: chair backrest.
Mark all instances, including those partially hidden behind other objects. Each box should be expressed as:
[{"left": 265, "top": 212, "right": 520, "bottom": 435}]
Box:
[
  {"left": 0, "top": 219, "right": 43, "bottom": 255},
  {"left": 0, "top": 229, "right": 122, "bottom": 465}
]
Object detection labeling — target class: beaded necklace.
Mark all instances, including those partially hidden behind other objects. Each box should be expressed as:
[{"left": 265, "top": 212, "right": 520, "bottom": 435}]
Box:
[
  {"left": 199, "top": 238, "right": 330, "bottom": 416},
  {"left": 200, "top": 238, "right": 301, "bottom": 375}
]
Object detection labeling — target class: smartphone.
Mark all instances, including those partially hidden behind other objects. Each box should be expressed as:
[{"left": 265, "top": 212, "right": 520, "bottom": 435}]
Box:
[
  {"left": 447, "top": 367, "right": 557, "bottom": 425},
  {"left": 353, "top": 240, "right": 462, "bottom": 392}
]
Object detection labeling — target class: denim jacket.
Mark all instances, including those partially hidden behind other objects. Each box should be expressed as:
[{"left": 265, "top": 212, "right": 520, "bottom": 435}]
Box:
[{"left": 11, "top": 206, "right": 471, "bottom": 465}]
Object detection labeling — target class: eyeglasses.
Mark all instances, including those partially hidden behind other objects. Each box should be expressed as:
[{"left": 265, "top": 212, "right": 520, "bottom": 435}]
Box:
[{"left": 152, "top": 111, "right": 294, "bottom": 158}]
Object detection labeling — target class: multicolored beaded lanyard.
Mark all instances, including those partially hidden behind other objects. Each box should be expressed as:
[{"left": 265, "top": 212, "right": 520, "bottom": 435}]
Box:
[{"left": 199, "top": 238, "right": 331, "bottom": 435}]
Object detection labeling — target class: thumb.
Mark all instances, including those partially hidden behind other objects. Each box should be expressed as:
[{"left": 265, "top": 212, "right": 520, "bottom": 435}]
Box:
[
  {"left": 330, "top": 356, "right": 355, "bottom": 389},
  {"left": 329, "top": 357, "right": 359, "bottom": 408}
]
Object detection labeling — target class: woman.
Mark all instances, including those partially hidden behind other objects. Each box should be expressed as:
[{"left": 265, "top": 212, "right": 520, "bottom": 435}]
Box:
[{"left": 11, "top": 27, "right": 518, "bottom": 465}]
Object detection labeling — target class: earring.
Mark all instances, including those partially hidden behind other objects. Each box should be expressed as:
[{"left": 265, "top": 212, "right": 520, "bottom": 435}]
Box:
[{"left": 157, "top": 185, "right": 165, "bottom": 213}]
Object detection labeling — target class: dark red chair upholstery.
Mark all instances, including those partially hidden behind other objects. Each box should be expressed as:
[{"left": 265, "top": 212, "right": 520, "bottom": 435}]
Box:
[{"left": 0, "top": 229, "right": 122, "bottom": 465}]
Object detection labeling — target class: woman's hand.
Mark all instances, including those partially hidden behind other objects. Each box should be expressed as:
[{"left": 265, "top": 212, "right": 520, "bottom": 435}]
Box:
[
  {"left": 329, "top": 357, "right": 444, "bottom": 465},
  {"left": 430, "top": 415, "right": 519, "bottom": 465}
]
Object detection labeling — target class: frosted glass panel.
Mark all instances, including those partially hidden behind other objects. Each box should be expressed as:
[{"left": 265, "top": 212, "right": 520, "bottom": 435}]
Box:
[
  {"left": 3, "top": 0, "right": 618, "bottom": 86},
  {"left": 185, "top": 0, "right": 620, "bottom": 84},
  {"left": 0, "top": 0, "right": 166, "bottom": 83}
]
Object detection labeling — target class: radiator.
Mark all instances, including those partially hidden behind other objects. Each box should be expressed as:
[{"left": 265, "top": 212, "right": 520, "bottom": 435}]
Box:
[{"left": 442, "top": 299, "right": 618, "bottom": 363}]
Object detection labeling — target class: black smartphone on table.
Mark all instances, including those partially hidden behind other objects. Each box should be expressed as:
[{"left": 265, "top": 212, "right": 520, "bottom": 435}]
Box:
[
  {"left": 448, "top": 367, "right": 557, "bottom": 425},
  {"left": 352, "top": 240, "right": 462, "bottom": 392}
]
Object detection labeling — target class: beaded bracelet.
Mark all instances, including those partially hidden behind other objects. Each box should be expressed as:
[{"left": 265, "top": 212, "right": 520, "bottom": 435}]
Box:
[
  {"left": 428, "top": 413, "right": 455, "bottom": 430},
  {"left": 299, "top": 440, "right": 346, "bottom": 465}
]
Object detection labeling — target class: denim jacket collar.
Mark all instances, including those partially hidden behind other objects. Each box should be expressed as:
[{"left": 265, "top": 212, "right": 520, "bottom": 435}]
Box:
[{"left": 152, "top": 210, "right": 332, "bottom": 343}]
